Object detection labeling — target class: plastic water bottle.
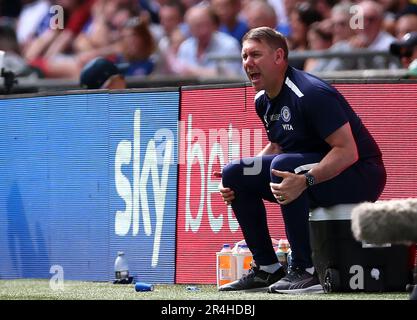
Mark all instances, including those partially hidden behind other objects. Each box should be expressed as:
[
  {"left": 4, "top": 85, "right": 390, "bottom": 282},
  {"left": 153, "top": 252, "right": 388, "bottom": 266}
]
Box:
[
  {"left": 114, "top": 251, "right": 129, "bottom": 280},
  {"left": 236, "top": 244, "right": 253, "bottom": 279},
  {"left": 216, "top": 244, "right": 234, "bottom": 287},
  {"left": 276, "top": 239, "right": 290, "bottom": 270}
]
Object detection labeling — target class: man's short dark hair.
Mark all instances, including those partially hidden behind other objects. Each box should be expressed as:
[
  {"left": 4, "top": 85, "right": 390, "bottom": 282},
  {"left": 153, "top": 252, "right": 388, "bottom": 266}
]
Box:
[
  {"left": 242, "top": 27, "right": 289, "bottom": 60},
  {"left": 163, "top": 0, "right": 186, "bottom": 17}
]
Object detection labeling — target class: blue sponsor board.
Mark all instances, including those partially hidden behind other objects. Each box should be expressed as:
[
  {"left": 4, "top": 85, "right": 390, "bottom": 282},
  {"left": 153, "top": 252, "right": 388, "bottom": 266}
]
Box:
[
  {"left": 0, "top": 90, "right": 178, "bottom": 283},
  {"left": 109, "top": 91, "right": 178, "bottom": 284}
]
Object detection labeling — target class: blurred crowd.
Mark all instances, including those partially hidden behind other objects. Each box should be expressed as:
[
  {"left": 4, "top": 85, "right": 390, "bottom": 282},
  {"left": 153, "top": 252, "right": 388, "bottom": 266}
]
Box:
[{"left": 0, "top": 0, "right": 417, "bottom": 83}]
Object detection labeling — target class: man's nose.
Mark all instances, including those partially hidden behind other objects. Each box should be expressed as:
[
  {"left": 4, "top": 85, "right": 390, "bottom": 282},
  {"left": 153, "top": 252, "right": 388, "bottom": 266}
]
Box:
[{"left": 244, "top": 57, "right": 254, "bottom": 68}]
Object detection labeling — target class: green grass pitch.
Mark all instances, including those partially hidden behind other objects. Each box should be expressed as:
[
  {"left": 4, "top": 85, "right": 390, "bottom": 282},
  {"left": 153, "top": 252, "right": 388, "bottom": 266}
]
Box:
[{"left": 0, "top": 279, "right": 409, "bottom": 300}]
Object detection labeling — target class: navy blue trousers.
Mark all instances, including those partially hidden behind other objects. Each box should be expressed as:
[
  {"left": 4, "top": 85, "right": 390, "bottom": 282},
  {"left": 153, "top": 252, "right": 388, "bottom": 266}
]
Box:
[{"left": 222, "top": 153, "right": 386, "bottom": 269}]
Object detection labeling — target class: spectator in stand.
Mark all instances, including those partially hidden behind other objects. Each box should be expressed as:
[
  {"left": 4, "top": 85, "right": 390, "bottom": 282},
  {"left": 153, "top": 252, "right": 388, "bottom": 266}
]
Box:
[
  {"left": 158, "top": 0, "right": 186, "bottom": 38},
  {"left": 211, "top": 0, "right": 249, "bottom": 44},
  {"left": 390, "top": 31, "right": 417, "bottom": 68},
  {"left": 377, "top": 0, "right": 398, "bottom": 36},
  {"left": 395, "top": 13, "right": 417, "bottom": 39},
  {"left": 71, "top": 0, "right": 140, "bottom": 69},
  {"left": 310, "top": 0, "right": 339, "bottom": 20},
  {"left": 155, "top": 1, "right": 187, "bottom": 74},
  {"left": 267, "top": 0, "right": 292, "bottom": 36},
  {"left": 375, "top": 0, "right": 417, "bottom": 36},
  {"left": 16, "top": 0, "right": 50, "bottom": 51},
  {"left": 73, "top": 0, "right": 139, "bottom": 55},
  {"left": 21, "top": 0, "right": 97, "bottom": 78},
  {"left": 350, "top": 0, "right": 396, "bottom": 69},
  {"left": 243, "top": 0, "right": 278, "bottom": 30},
  {"left": 331, "top": 2, "right": 355, "bottom": 46},
  {"left": 288, "top": 1, "right": 322, "bottom": 70},
  {"left": 138, "top": 0, "right": 164, "bottom": 24},
  {"left": 315, "top": 1, "right": 358, "bottom": 71},
  {"left": 156, "top": 26, "right": 187, "bottom": 74},
  {"left": 156, "top": 0, "right": 186, "bottom": 54},
  {"left": 24, "top": 0, "right": 95, "bottom": 61},
  {"left": 115, "top": 17, "right": 156, "bottom": 76},
  {"left": 304, "top": 21, "right": 333, "bottom": 72},
  {"left": 288, "top": 2, "right": 322, "bottom": 51},
  {"left": 176, "top": 3, "right": 243, "bottom": 77}
]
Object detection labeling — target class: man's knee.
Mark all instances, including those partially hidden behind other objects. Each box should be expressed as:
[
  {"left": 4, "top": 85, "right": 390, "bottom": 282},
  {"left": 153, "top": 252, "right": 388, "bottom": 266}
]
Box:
[
  {"left": 222, "top": 160, "right": 244, "bottom": 187},
  {"left": 270, "top": 154, "right": 298, "bottom": 172},
  {"left": 222, "top": 157, "right": 263, "bottom": 185}
]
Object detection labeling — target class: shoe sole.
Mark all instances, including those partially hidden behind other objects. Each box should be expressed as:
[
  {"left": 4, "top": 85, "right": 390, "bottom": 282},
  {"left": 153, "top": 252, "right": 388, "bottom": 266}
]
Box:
[
  {"left": 219, "top": 286, "right": 269, "bottom": 293},
  {"left": 243, "top": 286, "right": 270, "bottom": 293},
  {"left": 269, "top": 284, "right": 324, "bottom": 294}
]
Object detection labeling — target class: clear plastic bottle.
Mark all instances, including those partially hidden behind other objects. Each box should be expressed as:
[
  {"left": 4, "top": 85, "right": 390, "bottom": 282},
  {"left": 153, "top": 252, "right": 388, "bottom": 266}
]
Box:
[
  {"left": 114, "top": 251, "right": 129, "bottom": 280},
  {"left": 276, "top": 239, "right": 290, "bottom": 270},
  {"left": 238, "top": 244, "right": 253, "bottom": 278},
  {"left": 216, "top": 244, "right": 234, "bottom": 287}
]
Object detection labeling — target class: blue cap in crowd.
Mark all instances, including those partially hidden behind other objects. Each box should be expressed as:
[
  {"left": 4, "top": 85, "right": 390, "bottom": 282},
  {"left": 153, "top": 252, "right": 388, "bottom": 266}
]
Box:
[{"left": 80, "top": 57, "right": 121, "bottom": 89}]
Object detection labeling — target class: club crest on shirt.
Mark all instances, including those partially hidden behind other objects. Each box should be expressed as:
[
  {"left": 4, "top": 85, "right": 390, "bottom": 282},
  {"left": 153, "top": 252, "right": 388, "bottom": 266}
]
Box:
[{"left": 281, "top": 106, "right": 291, "bottom": 122}]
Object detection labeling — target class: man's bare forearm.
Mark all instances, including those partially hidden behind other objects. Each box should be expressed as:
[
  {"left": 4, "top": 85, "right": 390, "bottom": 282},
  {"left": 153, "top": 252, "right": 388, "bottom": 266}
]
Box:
[{"left": 309, "top": 145, "right": 358, "bottom": 184}]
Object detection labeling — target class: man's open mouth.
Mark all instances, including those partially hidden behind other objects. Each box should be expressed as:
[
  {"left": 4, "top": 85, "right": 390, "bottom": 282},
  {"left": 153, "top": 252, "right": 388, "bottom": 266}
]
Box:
[{"left": 249, "top": 72, "right": 261, "bottom": 81}]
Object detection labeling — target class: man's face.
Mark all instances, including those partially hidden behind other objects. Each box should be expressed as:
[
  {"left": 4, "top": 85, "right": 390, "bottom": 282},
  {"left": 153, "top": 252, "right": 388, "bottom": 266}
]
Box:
[
  {"left": 186, "top": 9, "right": 216, "bottom": 47},
  {"left": 160, "top": 6, "right": 182, "bottom": 35},
  {"left": 331, "top": 12, "right": 352, "bottom": 43},
  {"left": 396, "top": 15, "right": 417, "bottom": 40},
  {"left": 241, "top": 39, "right": 280, "bottom": 93},
  {"left": 212, "top": 0, "right": 238, "bottom": 23},
  {"left": 358, "top": 3, "right": 382, "bottom": 44}
]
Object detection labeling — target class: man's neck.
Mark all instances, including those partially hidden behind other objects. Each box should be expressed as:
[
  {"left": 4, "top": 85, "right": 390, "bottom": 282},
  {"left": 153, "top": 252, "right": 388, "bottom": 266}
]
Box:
[{"left": 266, "top": 65, "right": 288, "bottom": 99}]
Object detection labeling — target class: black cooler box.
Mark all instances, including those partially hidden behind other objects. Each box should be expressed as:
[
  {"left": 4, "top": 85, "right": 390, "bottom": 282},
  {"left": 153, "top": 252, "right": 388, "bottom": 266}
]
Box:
[{"left": 309, "top": 204, "right": 414, "bottom": 293}]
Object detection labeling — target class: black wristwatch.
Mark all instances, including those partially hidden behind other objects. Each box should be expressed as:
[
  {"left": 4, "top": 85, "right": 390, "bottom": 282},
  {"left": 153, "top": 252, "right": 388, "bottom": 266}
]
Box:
[{"left": 304, "top": 172, "right": 315, "bottom": 187}]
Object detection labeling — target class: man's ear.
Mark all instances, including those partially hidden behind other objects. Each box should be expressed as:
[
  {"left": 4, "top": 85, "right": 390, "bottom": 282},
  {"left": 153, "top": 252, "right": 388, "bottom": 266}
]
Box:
[{"left": 274, "top": 48, "right": 285, "bottom": 64}]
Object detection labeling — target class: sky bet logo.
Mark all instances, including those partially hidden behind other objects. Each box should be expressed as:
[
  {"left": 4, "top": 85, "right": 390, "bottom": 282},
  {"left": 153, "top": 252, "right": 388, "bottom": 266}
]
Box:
[{"left": 114, "top": 109, "right": 174, "bottom": 267}]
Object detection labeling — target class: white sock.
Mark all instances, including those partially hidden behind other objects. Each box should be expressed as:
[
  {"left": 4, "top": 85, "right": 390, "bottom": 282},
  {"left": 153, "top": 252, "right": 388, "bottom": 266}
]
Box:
[
  {"left": 260, "top": 263, "right": 281, "bottom": 274},
  {"left": 305, "top": 267, "right": 315, "bottom": 275}
]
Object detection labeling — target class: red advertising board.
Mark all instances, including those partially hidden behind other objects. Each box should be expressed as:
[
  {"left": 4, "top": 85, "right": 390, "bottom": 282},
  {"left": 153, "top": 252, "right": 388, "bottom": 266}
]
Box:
[
  {"left": 176, "top": 86, "right": 286, "bottom": 284},
  {"left": 176, "top": 83, "right": 417, "bottom": 284},
  {"left": 333, "top": 84, "right": 417, "bottom": 200}
]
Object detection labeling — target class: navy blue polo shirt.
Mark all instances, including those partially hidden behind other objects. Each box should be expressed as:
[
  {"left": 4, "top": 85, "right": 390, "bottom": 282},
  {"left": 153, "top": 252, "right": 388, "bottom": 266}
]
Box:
[{"left": 255, "top": 66, "right": 382, "bottom": 160}]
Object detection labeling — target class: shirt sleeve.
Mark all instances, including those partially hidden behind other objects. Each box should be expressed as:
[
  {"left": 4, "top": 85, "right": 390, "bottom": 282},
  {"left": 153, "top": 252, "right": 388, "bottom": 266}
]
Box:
[{"left": 304, "top": 86, "right": 349, "bottom": 140}]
